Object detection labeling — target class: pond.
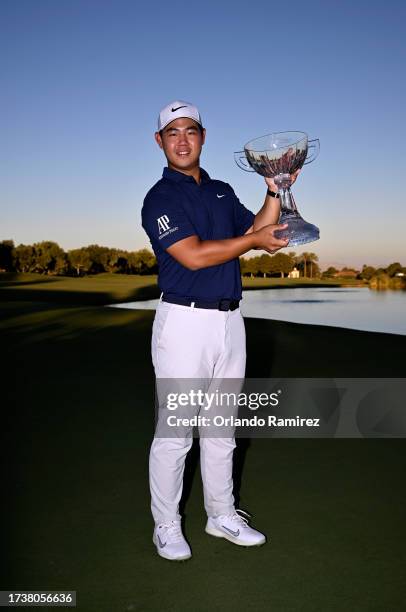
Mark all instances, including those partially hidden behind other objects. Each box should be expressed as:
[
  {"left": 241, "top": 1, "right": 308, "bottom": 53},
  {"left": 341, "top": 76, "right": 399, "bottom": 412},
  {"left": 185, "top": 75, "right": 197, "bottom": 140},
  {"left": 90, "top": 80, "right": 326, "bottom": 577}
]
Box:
[{"left": 110, "top": 287, "right": 406, "bottom": 336}]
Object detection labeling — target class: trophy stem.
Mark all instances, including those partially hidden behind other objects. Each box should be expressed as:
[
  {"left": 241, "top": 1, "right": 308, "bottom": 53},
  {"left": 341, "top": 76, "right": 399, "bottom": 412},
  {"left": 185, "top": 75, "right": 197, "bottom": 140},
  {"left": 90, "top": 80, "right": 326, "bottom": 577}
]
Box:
[
  {"left": 274, "top": 173, "right": 300, "bottom": 217},
  {"left": 274, "top": 177, "right": 320, "bottom": 246},
  {"left": 279, "top": 187, "right": 300, "bottom": 216}
]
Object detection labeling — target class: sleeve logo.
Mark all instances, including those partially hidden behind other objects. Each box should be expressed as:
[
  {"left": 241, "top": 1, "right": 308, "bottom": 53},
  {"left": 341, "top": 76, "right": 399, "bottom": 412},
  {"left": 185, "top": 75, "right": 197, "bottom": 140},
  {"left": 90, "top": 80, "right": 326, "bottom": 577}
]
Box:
[{"left": 157, "top": 215, "right": 170, "bottom": 234}]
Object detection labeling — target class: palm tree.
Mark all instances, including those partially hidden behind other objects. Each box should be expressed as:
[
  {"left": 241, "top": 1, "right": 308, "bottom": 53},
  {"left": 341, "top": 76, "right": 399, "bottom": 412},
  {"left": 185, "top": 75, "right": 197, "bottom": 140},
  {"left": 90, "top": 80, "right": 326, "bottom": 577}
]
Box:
[
  {"left": 299, "top": 252, "right": 318, "bottom": 278},
  {"left": 308, "top": 252, "right": 319, "bottom": 278},
  {"left": 300, "top": 252, "right": 309, "bottom": 278}
]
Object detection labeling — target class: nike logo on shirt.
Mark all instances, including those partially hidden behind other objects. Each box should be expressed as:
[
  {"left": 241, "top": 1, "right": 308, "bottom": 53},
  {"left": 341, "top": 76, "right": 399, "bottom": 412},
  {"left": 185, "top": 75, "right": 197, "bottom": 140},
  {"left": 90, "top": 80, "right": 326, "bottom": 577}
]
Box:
[{"left": 217, "top": 194, "right": 226, "bottom": 198}]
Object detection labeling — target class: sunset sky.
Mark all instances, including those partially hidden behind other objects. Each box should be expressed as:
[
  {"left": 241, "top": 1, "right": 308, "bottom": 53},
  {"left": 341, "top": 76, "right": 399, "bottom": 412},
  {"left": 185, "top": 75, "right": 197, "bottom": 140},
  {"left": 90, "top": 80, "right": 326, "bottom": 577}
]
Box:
[{"left": 2, "top": 0, "right": 405, "bottom": 269}]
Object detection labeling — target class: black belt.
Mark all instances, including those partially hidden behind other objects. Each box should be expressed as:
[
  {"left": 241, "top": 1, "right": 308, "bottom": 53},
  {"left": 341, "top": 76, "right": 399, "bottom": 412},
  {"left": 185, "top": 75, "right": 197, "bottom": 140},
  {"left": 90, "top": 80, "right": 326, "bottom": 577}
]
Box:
[{"left": 162, "top": 295, "right": 240, "bottom": 311}]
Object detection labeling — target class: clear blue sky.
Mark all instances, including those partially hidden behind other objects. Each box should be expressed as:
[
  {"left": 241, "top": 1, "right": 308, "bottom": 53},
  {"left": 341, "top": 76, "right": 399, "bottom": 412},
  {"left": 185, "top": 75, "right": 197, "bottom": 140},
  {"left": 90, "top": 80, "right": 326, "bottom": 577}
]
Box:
[{"left": 2, "top": 0, "right": 405, "bottom": 269}]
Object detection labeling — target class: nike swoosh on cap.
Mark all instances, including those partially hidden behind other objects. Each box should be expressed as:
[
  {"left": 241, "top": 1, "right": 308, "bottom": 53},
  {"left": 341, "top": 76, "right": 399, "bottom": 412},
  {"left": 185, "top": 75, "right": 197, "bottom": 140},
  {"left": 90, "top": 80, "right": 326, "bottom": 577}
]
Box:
[
  {"left": 171, "top": 105, "right": 188, "bottom": 112},
  {"left": 221, "top": 525, "right": 240, "bottom": 537},
  {"left": 217, "top": 194, "right": 226, "bottom": 198}
]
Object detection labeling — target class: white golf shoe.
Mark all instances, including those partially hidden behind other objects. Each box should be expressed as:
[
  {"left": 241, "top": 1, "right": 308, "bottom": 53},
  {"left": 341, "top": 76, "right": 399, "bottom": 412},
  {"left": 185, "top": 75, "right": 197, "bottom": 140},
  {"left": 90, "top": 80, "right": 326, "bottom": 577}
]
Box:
[
  {"left": 153, "top": 520, "right": 192, "bottom": 561},
  {"left": 205, "top": 509, "right": 266, "bottom": 547}
]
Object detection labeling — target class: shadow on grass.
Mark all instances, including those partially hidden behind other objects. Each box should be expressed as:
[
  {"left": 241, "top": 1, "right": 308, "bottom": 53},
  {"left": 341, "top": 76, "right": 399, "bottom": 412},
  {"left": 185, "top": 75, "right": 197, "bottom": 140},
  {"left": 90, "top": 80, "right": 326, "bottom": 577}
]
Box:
[
  {"left": 0, "top": 282, "right": 160, "bottom": 306},
  {"left": 0, "top": 275, "right": 61, "bottom": 287}
]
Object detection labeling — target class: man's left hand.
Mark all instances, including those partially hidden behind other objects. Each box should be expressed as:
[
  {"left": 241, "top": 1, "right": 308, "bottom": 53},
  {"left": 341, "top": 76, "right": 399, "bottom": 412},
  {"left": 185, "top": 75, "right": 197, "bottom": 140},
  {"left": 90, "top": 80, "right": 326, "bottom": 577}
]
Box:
[{"left": 264, "top": 169, "right": 300, "bottom": 193}]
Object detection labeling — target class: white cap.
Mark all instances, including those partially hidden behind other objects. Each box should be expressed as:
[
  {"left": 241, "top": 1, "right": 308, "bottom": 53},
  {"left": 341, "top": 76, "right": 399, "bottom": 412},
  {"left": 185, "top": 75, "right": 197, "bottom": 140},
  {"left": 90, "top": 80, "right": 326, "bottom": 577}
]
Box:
[{"left": 157, "top": 100, "right": 203, "bottom": 132}]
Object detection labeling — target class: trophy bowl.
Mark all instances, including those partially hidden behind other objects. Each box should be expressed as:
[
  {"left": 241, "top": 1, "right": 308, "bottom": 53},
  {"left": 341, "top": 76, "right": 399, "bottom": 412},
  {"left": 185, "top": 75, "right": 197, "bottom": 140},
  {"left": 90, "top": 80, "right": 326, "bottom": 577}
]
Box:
[{"left": 234, "top": 131, "right": 320, "bottom": 246}]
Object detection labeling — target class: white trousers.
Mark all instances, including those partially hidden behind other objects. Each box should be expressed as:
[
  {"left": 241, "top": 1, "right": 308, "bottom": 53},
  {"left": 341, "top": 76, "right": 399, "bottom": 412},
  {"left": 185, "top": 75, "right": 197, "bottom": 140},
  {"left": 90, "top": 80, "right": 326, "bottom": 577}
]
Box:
[{"left": 149, "top": 300, "right": 247, "bottom": 524}]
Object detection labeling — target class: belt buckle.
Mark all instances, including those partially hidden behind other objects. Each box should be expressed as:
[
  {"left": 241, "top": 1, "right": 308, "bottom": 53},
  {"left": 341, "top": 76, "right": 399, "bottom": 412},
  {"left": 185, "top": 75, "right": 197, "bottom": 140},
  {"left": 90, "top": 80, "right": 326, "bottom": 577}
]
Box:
[{"left": 218, "top": 299, "right": 231, "bottom": 311}]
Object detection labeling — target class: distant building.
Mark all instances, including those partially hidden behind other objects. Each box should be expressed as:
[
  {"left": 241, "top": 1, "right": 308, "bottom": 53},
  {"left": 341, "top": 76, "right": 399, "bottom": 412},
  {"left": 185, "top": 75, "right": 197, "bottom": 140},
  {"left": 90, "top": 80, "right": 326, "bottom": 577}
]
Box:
[
  {"left": 288, "top": 267, "right": 300, "bottom": 279},
  {"left": 334, "top": 269, "right": 359, "bottom": 278}
]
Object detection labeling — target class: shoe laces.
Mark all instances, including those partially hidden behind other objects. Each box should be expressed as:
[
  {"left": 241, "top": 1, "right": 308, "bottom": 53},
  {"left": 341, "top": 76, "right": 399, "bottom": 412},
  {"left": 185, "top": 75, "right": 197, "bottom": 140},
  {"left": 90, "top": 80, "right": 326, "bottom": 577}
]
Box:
[
  {"left": 222, "top": 509, "right": 252, "bottom": 528},
  {"left": 158, "top": 520, "right": 183, "bottom": 543}
]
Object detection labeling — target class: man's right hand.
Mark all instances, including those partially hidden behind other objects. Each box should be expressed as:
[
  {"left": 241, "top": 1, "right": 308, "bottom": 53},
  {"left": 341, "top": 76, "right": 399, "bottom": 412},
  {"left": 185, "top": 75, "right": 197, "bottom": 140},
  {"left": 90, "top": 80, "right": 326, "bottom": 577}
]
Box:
[{"left": 253, "top": 223, "right": 290, "bottom": 253}]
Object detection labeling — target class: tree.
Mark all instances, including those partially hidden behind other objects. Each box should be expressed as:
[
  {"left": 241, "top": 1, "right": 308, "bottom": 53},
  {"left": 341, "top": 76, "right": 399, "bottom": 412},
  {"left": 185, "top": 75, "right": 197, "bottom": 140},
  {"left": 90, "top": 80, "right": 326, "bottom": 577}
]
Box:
[
  {"left": 239, "top": 257, "right": 248, "bottom": 276},
  {"left": 55, "top": 253, "right": 69, "bottom": 276},
  {"left": 287, "top": 251, "right": 298, "bottom": 266},
  {"left": 33, "top": 241, "right": 65, "bottom": 274},
  {"left": 244, "top": 257, "right": 258, "bottom": 278},
  {"left": 140, "top": 249, "right": 157, "bottom": 274},
  {"left": 127, "top": 249, "right": 157, "bottom": 274},
  {"left": 13, "top": 244, "right": 36, "bottom": 272},
  {"left": 0, "top": 240, "right": 15, "bottom": 271},
  {"left": 310, "top": 262, "right": 321, "bottom": 278},
  {"left": 322, "top": 266, "right": 338, "bottom": 278},
  {"left": 100, "top": 248, "right": 116, "bottom": 272},
  {"left": 299, "top": 252, "right": 319, "bottom": 278},
  {"left": 111, "top": 255, "right": 129, "bottom": 274},
  {"left": 369, "top": 272, "right": 390, "bottom": 290},
  {"left": 360, "top": 265, "right": 376, "bottom": 280},
  {"left": 270, "top": 252, "right": 295, "bottom": 277},
  {"left": 239, "top": 257, "right": 259, "bottom": 278},
  {"left": 386, "top": 262, "right": 402, "bottom": 277},
  {"left": 68, "top": 248, "right": 93, "bottom": 276},
  {"left": 257, "top": 254, "right": 273, "bottom": 277},
  {"left": 83, "top": 244, "right": 110, "bottom": 274}
]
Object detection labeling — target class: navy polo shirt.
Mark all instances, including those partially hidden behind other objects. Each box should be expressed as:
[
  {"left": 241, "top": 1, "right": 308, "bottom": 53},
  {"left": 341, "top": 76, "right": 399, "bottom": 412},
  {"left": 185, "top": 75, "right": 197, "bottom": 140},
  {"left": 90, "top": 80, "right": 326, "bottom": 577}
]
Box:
[{"left": 141, "top": 167, "right": 255, "bottom": 301}]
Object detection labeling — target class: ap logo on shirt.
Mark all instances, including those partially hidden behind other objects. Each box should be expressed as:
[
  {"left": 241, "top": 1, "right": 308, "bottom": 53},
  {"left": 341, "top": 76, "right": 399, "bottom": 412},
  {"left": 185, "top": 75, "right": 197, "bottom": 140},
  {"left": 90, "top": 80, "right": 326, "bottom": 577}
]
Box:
[{"left": 157, "top": 215, "right": 170, "bottom": 234}]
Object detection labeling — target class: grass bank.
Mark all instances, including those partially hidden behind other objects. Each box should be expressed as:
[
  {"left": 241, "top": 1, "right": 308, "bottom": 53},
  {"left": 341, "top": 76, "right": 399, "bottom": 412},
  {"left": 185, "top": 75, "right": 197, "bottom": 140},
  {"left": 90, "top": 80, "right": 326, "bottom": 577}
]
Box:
[
  {"left": 1, "top": 272, "right": 366, "bottom": 306},
  {"left": 0, "top": 272, "right": 160, "bottom": 305}
]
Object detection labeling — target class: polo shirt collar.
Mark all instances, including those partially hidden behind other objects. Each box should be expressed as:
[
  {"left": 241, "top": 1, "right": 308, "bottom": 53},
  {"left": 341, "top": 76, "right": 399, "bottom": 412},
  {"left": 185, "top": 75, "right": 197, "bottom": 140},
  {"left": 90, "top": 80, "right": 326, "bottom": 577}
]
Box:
[{"left": 163, "top": 166, "right": 211, "bottom": 184}]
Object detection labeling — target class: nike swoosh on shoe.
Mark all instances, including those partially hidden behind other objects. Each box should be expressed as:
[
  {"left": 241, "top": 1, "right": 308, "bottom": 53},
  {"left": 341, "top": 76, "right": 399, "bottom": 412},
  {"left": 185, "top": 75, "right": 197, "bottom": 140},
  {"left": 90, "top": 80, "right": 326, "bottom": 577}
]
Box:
[
  {"left": 221, "top": 525, "right": 240, "bottom": 537},
  {"left": 157, "top": 535, "right": 167, "bottom": 548}
]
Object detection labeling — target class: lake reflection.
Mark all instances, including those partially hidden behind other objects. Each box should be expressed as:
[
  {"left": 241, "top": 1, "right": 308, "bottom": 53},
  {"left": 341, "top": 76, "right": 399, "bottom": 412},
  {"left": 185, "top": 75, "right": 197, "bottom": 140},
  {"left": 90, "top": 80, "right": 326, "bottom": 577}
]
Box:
[
  {"left": 240, "top": 287, "right": 406, "bottom": 335},
  {"left": 110, "top": 287, "right": 406, "bottom": 336}
]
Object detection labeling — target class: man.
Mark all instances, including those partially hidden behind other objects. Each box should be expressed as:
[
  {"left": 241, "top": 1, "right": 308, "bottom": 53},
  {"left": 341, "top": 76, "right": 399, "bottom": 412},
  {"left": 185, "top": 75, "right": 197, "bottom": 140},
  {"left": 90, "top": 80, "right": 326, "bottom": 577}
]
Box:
[{"left": 141, "top": 100, "right": 298, "bottom": 561}]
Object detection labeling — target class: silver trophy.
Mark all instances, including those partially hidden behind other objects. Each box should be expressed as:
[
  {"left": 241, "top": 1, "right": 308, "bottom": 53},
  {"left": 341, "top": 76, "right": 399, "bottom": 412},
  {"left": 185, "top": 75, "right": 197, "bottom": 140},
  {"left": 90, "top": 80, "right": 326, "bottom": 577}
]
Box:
[{"left": 234, "top": 131, "right": 320, "bottom": 245}]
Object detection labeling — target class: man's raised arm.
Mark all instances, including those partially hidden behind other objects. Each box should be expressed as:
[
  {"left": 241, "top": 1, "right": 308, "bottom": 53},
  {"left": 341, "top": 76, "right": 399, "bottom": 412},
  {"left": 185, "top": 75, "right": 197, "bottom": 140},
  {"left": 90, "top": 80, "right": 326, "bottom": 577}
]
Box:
[{"left": 167, "top": 223, "right": 289, "bottom": 271}]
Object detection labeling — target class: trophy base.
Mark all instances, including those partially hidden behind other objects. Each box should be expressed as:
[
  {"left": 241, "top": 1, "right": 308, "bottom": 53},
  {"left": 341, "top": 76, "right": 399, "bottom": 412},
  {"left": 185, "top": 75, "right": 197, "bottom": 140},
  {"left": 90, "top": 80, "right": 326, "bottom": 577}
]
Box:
[{"left": 274, "top": 213, "right": 320, "bottom": 246}]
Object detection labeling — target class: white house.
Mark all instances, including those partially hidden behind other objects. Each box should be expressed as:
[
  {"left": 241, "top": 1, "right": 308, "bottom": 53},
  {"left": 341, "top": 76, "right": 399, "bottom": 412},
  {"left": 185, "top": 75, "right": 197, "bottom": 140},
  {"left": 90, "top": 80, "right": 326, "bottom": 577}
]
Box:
[{"left": 288, "top": 267, "right": 300, "bottom": 279}]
